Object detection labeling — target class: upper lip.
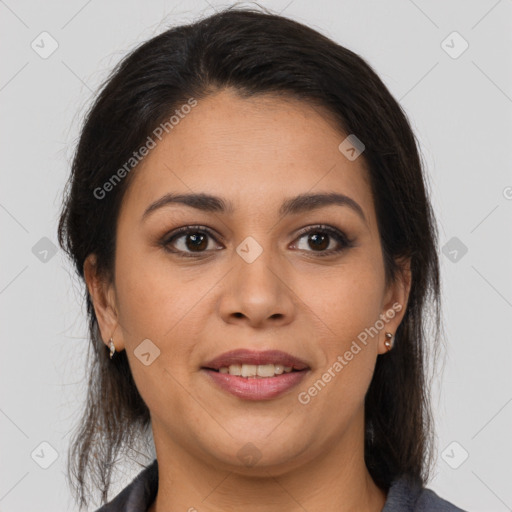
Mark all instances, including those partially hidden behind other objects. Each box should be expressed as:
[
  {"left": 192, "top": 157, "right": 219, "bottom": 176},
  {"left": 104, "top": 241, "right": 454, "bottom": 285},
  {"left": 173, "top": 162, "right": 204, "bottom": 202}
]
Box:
[{"left": 202, "top": 349, "right": 310, "bottom": 371}]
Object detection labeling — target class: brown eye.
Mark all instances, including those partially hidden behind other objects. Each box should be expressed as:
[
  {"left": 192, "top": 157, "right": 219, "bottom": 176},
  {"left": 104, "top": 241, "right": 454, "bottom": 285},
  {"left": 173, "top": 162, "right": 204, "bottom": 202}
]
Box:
[
  {"left": 306, "top": 232, "right": 330, "bottom": 251},
  {"left": 160, "top": 224, "right": 354, "bottom": 259},
  {"left": 292, "top": 225, "right": 354, "bottom": 256},
  {"left": 161, "top": 226, "right": 221, "bottom": 257}
]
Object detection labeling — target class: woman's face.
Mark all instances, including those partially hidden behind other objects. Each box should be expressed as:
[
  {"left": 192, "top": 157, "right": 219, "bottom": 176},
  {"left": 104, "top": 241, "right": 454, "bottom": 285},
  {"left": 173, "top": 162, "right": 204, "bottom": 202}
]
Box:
[{"left": 86, "top": 88, "right": 410, "bottom": 475}]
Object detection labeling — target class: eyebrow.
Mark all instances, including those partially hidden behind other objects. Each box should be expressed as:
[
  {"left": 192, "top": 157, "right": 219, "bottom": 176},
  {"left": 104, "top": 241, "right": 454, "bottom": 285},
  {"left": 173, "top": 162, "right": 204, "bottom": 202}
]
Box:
[{"left": 141, "top": 191, "right": 367, "bottom": 224}]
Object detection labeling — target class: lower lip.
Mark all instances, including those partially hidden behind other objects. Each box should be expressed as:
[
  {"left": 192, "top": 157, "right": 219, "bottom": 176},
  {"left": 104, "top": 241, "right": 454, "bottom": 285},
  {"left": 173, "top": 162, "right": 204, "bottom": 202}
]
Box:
[{"left": 202, "top": 369, "right": 309, "bottom": 400}]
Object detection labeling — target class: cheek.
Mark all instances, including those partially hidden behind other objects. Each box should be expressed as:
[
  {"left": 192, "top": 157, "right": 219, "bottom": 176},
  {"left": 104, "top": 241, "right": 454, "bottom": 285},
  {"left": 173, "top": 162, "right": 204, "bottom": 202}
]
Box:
[
  {"left": 304, "top": 255, "right": 385, "bottom": 337},
  {"left": 299, "top": 255, "right": 384, "bottom": 397},
  {"left": 113, "top": 249, "right": 205, "bottom": 414},
  {"left": 113, "top": 244, "right": 209, "bottom": 361},
  {"left": 113, "top": 238, "right": 186, "bottom": 336}
]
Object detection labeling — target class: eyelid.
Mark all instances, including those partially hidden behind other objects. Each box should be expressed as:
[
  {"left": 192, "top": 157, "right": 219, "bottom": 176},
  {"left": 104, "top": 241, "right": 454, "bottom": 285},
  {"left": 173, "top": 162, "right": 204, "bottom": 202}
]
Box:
[
  {"left": 293, "top": 224, "right": 351, "bottom": 242},
  {"left": 291, "top": 224, "right": 355, "bottom": 255},
  {"left": 160, "top": 223, "right": 355, "bottom": 257},
  {"left": 160, "top": 224, "right": 224, "bottom": 246}
]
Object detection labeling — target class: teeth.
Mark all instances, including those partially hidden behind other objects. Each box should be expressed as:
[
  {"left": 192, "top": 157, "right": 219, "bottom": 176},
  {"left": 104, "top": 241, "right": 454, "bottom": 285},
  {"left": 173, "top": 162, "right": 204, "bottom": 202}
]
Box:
[
  {"left": 241, "top": 364, "right": 257, "bottom": 377},
  {"left": 218, "top": 363, "right": 296, "bottom": 377}
]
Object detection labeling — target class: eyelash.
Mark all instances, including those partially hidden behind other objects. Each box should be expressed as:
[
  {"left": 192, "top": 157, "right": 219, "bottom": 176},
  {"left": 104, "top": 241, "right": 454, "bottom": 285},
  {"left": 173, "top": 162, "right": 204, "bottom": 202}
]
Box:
[{"left": 160, "top": 224, "right": 355, "bottom": 259}]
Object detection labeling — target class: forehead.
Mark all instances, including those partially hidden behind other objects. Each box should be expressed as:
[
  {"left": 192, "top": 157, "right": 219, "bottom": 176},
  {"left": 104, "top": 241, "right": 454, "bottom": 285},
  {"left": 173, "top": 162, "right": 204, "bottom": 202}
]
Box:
[{"left": 120, "top": 89, "right": 374, "bottom": 223}]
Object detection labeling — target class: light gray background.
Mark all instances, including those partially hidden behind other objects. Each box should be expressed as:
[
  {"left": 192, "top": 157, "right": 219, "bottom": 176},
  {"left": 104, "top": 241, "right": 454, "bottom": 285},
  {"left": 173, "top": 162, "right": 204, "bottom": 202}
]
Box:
[{"left": 1, "top": 1, "right": 511, "bottom": 511}]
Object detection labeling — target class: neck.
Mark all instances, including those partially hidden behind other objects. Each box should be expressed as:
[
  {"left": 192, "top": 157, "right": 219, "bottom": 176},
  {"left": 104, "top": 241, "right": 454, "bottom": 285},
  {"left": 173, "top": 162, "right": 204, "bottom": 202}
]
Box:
[{"left": 148, "top": 413, "right": 387, "bottom": 512}]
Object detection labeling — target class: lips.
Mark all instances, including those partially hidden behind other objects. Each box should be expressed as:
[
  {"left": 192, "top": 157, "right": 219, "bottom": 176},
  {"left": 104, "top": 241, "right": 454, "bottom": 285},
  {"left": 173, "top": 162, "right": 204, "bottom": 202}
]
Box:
[{"left": 201, "top": 349, "right": 310, "bottom": 371}]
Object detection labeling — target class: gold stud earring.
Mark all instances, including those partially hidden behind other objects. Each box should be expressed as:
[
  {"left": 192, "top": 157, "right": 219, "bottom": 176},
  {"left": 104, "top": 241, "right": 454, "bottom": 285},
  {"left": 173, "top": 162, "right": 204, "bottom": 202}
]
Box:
[{"left": 384, "top": 332, "right": 394, "bottom": 352}]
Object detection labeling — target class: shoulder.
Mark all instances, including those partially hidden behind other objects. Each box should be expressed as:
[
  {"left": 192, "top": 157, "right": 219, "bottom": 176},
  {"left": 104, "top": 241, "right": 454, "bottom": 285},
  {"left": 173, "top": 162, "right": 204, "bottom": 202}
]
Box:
[
  {"left": 93, "top": 459, "right": 158, "bottom": 512},
  {"left": 382, "top": 473, "right": 468, "bottom": 512}
]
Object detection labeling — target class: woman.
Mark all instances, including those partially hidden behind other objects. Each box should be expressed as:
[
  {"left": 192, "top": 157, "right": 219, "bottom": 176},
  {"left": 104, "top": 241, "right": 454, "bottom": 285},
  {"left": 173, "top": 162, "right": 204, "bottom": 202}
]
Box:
[{"left": 58, "top": 6, "right": 467, "bottom": 512}]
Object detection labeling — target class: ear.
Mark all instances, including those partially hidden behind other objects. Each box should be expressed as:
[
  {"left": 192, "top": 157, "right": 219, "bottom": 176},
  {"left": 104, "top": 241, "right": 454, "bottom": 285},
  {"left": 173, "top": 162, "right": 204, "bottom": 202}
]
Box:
[
  {"left": 83, "top": 253, "right": 124, "bottom": 352},
  {"left": 378, "top": 257, "right": 412, "bottom": 355}
]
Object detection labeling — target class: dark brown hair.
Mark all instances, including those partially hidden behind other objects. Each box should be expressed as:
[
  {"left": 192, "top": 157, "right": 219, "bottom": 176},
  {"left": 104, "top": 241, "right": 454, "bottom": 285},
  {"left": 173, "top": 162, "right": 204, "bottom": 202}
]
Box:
[{"left": 58, "top": 5, "right": 442, "bottom": 510}]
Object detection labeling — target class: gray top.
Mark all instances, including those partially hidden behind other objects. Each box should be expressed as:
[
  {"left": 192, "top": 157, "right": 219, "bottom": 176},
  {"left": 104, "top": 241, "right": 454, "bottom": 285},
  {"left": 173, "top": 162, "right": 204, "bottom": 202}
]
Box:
[{"left": 95, "top": 459, "right": 467, "bottom": 512}]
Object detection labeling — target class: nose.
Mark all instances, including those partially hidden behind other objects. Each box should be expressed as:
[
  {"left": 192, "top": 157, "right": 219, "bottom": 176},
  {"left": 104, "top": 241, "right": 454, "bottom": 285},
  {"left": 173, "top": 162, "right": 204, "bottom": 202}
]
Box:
[{"left": 217, "top": 244, "right": 296, "bottom": 329}]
